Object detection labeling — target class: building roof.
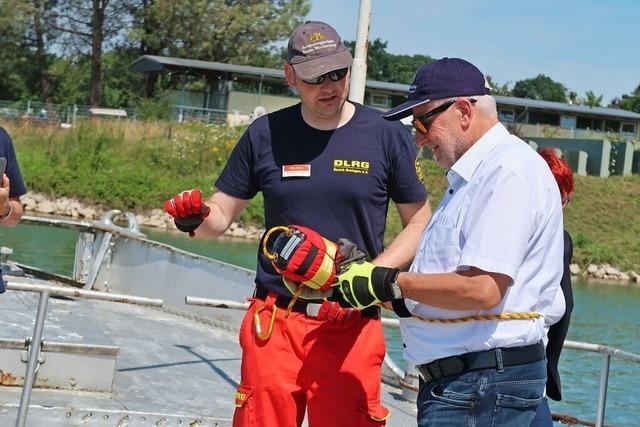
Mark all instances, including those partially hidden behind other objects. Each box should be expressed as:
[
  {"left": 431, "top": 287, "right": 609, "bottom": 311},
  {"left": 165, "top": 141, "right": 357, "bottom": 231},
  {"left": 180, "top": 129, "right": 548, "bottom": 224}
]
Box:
[
  {"left": 492, "top": 95, "right": 640, "bottom": 120},
  {"left": 130, "top": 55, "right": 640, "bottom": 121},
  {"left": 129, "top": 55, "right": 285, "bottom": 79}
]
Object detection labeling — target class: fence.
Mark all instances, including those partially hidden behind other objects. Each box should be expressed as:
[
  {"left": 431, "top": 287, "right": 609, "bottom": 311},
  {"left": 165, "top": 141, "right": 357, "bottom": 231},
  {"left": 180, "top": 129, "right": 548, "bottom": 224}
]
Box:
[{"left": 0, "top": 100, "right": 135, "bottom": 125}]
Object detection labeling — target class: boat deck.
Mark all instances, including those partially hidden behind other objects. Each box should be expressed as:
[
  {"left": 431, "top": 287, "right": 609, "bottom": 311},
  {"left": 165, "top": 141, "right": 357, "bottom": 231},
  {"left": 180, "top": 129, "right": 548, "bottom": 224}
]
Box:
[{"left": 0, "top": 275, "right": 417, "bottom": 426}]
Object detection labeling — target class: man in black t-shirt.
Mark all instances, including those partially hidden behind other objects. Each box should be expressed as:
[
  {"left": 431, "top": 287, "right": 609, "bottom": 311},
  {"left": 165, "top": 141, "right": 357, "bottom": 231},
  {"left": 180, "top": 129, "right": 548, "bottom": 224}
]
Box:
[
  {"left": 0, "top": 127, "right": 26, "bottom": 227},
  {"left": 166, "top": 21, "right": 430, "bottom": 427}
]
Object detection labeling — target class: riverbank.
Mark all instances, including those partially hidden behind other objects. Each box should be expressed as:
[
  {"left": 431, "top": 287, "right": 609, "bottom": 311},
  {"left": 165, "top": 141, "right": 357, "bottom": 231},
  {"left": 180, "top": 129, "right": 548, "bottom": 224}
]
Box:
[
  {"left": 20, "top": 191, "right": 640, "bottom": 286},
  {"left": 6, "top": 120, "right": 639, "bottom": 272}
]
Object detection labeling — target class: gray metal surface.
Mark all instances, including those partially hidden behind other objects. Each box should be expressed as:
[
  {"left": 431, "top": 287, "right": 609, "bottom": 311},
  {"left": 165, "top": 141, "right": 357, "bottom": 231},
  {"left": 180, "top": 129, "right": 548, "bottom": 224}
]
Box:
[
  {"left": 0, "top": 338, "right": 117, "bottom": 392},
  {"left": 0, "top": 275, "right": 242, "bottom": 426}
]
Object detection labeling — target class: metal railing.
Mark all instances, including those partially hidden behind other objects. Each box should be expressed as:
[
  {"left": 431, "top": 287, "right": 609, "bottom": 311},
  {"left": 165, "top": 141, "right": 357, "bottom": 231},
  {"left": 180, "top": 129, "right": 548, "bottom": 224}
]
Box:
[
  {"left": 6, "top": 281, "right": 163, "bottom": 427},
  {"left": 0, "top": 100, "right": 135, "bottom": 125}
]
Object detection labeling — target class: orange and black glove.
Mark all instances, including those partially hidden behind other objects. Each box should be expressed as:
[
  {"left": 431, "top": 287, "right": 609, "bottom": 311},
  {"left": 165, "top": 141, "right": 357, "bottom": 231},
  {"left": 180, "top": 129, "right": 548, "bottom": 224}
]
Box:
[{"left": 164, "top": 189, "right": 211, "bottom": 237}]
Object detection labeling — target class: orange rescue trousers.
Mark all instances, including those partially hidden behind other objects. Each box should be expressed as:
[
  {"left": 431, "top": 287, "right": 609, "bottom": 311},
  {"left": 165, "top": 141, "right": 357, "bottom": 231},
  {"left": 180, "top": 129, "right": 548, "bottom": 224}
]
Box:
[{"left": 233, "top": 292, "right": 390, "bottom": 427}]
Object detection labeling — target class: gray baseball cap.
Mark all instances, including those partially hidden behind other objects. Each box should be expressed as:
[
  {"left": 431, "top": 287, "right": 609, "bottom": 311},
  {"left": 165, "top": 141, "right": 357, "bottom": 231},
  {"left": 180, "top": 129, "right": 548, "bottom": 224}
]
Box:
[{"left": 287, "top": 21, "right": 353, "bottom": 80}]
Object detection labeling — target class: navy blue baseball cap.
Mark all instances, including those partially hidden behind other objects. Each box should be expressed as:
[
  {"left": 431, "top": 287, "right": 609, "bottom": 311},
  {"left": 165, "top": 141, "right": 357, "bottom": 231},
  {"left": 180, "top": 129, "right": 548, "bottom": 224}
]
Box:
[{"left": 383, "top": 58, "right": 491, "bottom": 121}]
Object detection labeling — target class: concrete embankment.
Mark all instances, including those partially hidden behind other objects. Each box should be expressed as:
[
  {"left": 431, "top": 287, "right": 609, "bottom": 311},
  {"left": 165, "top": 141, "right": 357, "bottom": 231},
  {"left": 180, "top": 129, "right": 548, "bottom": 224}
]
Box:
[{"left": 20, "top": 192, "right": 640, "bottom": 286}]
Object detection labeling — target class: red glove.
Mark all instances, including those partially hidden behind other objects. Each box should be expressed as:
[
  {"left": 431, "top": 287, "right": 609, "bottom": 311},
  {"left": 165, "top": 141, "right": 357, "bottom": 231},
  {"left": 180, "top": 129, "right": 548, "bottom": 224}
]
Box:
[{"left": 164, "top": 189, "right": 211, "bottom": 237}]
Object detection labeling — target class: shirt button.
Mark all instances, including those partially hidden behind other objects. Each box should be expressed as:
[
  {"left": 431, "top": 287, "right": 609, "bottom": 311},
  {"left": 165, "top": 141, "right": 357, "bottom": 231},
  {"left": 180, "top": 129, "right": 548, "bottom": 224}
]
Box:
[{"left": 448, "top": 189, "right": 454, "bottom": 195}]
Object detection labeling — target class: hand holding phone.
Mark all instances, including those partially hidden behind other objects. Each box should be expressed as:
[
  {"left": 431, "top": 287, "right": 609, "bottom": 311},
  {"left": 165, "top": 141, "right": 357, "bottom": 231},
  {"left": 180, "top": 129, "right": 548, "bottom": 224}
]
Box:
[{"left": 0, "top": 157, "right": 6, "bottom": 188}]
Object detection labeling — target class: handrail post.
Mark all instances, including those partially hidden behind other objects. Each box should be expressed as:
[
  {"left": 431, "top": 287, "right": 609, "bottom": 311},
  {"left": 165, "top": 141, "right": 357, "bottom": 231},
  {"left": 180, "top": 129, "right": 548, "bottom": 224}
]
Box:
[
  {"left": 595, "top": 352, "right": 611, "bottom": 427},
  {"left": 16, "top": 291, "right": 50, "bottom": 427}
]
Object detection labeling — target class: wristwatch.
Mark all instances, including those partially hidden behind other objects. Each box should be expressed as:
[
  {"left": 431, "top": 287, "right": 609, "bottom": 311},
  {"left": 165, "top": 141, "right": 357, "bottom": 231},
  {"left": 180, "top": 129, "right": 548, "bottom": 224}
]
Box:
[{"left": 389, "top": 272, "right": 403, "bottom": 300}]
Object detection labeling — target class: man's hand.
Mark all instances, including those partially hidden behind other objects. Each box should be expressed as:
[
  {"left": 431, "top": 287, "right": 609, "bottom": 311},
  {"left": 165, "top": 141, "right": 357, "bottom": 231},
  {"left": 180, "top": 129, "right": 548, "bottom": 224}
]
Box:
[
  {"left": 337, "top": 261, "right": 399, "bottom": 310},
  {"left": 164, "top": 189, "right": 211, "bottom": 237},
  {"left": 0, "top": 174, "right": 12, "bottom": 221}
]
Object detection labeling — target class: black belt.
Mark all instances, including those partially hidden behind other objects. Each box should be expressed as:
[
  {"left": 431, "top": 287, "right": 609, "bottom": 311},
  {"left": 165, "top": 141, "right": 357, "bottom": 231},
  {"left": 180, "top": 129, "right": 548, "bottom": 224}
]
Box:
[
  {"left": 417, "top": 342, "right": 545, "bottom": 383},
  {"left": 254, "top": 287, "right": 379, "bottom": 318}
]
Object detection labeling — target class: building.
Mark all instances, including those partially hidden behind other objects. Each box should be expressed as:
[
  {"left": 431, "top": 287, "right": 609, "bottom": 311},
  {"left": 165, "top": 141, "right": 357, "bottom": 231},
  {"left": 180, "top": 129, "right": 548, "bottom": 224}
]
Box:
[{"left": 129, "top": 55, "right": 640, "bottom": 142}]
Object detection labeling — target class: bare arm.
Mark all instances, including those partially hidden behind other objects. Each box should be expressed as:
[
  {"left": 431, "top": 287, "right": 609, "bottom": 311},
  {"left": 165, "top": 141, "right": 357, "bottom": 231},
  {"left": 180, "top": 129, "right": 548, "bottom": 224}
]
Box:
[
  {"left": 0, "top": 174, "right": 22, "bottom": 227},
  {"left": 373, "top": 199, "right": 431, "bottom": 269},
  {"left": 397, "top": 267, "right": 511, "bottom": 311},
  {"left": 193, "top": 191, "right": 250, "bottom": 238}
]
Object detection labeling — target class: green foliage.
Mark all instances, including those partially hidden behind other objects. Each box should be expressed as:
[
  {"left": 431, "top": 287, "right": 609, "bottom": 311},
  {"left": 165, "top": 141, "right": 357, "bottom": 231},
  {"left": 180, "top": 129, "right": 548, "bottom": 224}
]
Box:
[
  {"left": 0, "top": 0, "right": 32, "bottom": 100},
  {"left": 135, "top": 98, "right": 171, "bottom": 121},
  {"left": 101, "top": 49, "right": 146, "bottom": 108},
  {"left": 612, "top": 84, "right": 640, "bottom": 113},
  {"left": 584, "top": 90, "right": 603, "bottom": 107},
  {"left": 47, "top": 57, "right": 91, "bottom": 105},
  {"left": 10, "top": 121, "right": 245, "bottom": 211},
  {"left": 135, "top": 0, "right": 310, "bottom": 65},
  {"left": 512, "top": 74, "right": 567, "bottom": 102},
  {"left": 485, "top": 75, "right": 512, "bottom": 96}
]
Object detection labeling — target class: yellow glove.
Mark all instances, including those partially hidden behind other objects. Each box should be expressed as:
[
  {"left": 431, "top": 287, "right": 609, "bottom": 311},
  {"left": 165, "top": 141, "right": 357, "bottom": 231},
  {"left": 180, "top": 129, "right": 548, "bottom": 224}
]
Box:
[{"left": 336, "top": 261, "right": 400, "bottom": 310}]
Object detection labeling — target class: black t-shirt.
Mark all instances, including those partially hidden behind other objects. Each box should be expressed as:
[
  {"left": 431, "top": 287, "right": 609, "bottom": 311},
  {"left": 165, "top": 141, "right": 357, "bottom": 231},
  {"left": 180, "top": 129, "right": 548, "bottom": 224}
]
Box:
[
  {"left": 0, "top": 127, "right": 26, "bottom": 198},
  {"left": 216, "top": 102, "right": 428, "bottom": 295}
]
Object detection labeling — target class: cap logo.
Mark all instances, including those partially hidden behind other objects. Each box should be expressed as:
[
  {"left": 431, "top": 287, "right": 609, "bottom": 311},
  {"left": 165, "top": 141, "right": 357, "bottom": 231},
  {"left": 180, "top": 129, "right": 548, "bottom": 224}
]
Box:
[{"left": 308, "top": 32, "right": 325, "bottom": 43}]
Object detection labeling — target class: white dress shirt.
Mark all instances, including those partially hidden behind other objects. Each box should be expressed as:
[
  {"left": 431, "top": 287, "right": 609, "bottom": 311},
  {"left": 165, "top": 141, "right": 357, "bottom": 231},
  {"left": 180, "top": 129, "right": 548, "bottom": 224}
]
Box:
[{"left": 401, "top": 123, "right": 564, "bottom": 365}]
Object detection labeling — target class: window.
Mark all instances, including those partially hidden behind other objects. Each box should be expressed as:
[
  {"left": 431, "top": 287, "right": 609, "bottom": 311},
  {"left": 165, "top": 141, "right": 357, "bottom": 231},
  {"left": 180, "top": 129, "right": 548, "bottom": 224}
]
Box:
[
  {"left": 605, "top": 120, "right": 621, "bottom": 132},
  {"left": 621, "top": 122, "right": 636, "bottom": 134},
  {"left": 576, "top": 117, "right": 592, "bottom": 129},
  {"left": 499, "top": 109, "right": 515, "bottom": 122},
  {"left": 527, "top": 111, "right": 560, "bottom": 126},
  {"left": 591, "top": 119, "right": 603, "bottom": 130},
  {"left": 369, "top": 93, "right": 389, "bottom": 108}
]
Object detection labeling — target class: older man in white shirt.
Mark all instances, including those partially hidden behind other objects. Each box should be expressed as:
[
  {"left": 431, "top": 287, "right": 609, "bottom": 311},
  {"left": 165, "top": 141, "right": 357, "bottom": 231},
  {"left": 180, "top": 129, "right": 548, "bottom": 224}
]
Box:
[{"left": 335, "top": 58, "right": 564, "bottom": 426}]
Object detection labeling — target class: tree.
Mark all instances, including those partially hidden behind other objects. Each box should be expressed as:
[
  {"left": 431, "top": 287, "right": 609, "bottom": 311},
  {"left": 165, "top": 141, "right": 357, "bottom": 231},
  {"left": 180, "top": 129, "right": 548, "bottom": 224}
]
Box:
[
  {"left": 137, "top": 0, "right": 309, "bottom": 65},
  {"left": 612, "top": 85, "right": 640, "bottom": 113},
  {"left": 485, "top": 75, "right": 511, "bottom": 96},
  {"left": 512, "top": 74, "right": 567, "bottom": 102},
  {"left": 344, "top": 38, "right": 434, "bottom": 84},
  {"left": 0, "top": 0, "right": 32, "bottom": 100},
  {"left": 51, "top": 0, "right": 132, "bottom": 106},
  {"left": 584, "top": 90, "right": 603, "bottom": 107}
]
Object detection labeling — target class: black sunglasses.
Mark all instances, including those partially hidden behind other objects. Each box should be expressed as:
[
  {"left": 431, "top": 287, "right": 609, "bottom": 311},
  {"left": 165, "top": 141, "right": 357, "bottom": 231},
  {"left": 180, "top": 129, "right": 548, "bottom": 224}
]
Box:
[
  {"left": 411, "top": 98, "right": 477, "bottom": 135},
  {"left": 301, "top": 68, "right": 349, "bottom": 85}
]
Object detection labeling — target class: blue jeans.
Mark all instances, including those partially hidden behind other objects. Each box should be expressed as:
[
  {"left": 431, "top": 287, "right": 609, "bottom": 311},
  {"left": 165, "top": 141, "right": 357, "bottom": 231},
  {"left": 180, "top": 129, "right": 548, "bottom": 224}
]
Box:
[
  {"left": 530, "top": 397, "right": 553, "bottom": 427},
  {"left": 417, "top": 359, "right": 546, "bottom": 427}
]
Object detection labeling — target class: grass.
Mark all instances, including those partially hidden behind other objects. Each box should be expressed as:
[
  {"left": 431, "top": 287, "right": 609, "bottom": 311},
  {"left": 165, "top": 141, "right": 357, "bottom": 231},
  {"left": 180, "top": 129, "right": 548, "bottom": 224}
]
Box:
[{"left": 5, "top": 120, "right": 640, "bottom": 272}]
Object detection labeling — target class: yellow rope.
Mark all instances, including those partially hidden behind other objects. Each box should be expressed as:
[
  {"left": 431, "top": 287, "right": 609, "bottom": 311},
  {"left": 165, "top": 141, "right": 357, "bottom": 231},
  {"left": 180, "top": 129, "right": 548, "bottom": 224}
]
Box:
[
  {"left": 409, "top": 311, "right": 541, "bottom": 324},
  {"left": 284, "top": 285, "right": 304, "bottom": 319}
]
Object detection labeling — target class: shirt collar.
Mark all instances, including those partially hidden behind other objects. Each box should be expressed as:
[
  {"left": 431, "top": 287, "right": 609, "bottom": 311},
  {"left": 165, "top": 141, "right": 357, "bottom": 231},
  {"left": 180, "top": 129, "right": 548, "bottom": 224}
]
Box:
[{"left": 449, "top": 122, "right": 509, "bottom": 183}]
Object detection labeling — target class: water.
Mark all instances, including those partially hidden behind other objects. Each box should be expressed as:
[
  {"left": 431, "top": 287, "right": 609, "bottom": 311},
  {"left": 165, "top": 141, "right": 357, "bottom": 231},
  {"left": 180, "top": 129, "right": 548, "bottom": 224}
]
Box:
[{"left": 2, "top": 223, "right": 639, "bottom": 426}]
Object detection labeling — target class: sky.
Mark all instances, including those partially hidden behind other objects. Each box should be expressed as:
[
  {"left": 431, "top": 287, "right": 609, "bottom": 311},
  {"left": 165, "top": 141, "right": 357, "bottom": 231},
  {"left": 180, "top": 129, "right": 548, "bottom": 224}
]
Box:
[{"left": 308, "top": 0, "right": 639, "bottom": 104}]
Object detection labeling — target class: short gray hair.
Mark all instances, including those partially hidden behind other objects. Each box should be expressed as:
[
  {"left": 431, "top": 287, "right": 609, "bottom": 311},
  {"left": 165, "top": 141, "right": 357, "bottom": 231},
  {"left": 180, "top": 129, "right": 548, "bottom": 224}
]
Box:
[
  {"left": 431, "top": 95, "right": 497, "bottom": 120},
  {"left": 473, "top": 95, "right": 498, "bottom": 120}
]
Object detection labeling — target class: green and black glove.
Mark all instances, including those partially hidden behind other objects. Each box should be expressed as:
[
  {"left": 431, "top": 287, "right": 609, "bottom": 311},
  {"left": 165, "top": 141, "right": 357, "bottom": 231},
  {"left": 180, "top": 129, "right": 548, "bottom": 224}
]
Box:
[{"left": 337, "top": 261, "right": 400, "bottom": 310}]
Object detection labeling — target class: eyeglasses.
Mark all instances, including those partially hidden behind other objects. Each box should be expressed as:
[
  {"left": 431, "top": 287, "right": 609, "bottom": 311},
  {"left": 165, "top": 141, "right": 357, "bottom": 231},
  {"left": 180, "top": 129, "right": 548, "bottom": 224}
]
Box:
[
  {"left": 411, "top": 98, "right": 477, "bottom": 135},
  {"left": 301, "top": 68, "right": 349, "bottom": 85}
]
